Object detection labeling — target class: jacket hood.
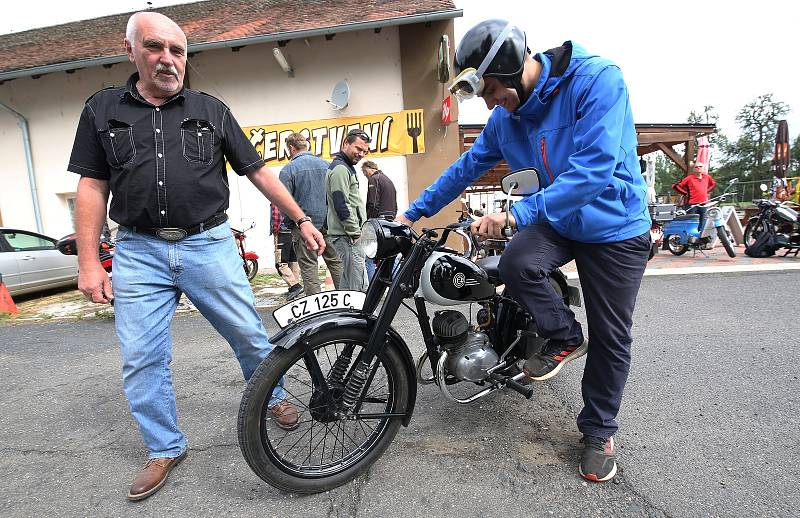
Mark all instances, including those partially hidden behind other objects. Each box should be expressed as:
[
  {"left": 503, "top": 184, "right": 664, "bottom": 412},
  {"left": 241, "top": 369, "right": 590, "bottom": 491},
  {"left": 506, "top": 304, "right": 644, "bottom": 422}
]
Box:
[{"left": 514, "top": 41, "right": 598, "bottom": 117}]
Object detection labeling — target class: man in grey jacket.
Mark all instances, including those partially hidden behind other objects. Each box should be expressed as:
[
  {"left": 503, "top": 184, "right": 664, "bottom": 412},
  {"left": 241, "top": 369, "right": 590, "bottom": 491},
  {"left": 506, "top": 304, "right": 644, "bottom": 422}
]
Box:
[
  {"left": 279, "top": 133, "right": 342, "bottom": 295},
  {"left": 326, "top": 129, "right": 369, "bottom": 291}
]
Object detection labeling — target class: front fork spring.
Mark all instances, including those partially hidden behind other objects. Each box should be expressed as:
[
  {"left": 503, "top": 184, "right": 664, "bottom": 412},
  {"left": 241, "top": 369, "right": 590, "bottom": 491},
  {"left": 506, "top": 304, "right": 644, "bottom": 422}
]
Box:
[
  {"left": 328, "top": 345, "right": 354, "bottom": 384},
  {"left": 341, "top": 360, "right": 370, "bottom": 410}
]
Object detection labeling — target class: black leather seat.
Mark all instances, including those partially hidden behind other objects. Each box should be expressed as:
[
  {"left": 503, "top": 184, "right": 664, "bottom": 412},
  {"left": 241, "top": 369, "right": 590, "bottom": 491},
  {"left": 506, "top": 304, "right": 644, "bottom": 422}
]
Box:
[
  {"left": 674, "top": 214, "right": 699, "bottom": 221},
  {"left": 476, "top": 255, "right": 502, "bottom": 285}
]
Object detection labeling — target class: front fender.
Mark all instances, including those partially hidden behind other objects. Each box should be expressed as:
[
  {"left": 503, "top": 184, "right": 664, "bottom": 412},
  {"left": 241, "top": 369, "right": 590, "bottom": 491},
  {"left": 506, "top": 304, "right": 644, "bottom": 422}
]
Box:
[
  {"left": 269, "top": 310, "right": 417, "bottom": 426},
  {"left": 243, "top": 252, "right": 259, "bottom": 260}
]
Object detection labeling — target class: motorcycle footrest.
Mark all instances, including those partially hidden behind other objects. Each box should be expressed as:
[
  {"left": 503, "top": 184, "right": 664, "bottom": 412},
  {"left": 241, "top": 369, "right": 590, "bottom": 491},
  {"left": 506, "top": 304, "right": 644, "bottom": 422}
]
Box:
[{"left": 489, "top": 372, "right": 533, "bottom": 399}]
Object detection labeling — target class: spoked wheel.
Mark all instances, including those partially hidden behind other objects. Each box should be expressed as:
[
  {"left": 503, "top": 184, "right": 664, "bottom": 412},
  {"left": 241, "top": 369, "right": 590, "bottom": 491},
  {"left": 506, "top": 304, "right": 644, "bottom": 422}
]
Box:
[
  {"left": 716, "top": 226, "right": 736, "bottom": 257},
  {"left": 238, "top": 327, "right": 410, "bottom": 493},
  {"left": 743, "top": 219, "right": 767, "bottom": 248},
  {"left": 666, "top": 234, "right": 688, "bottom": 256},
  {"left": 244, "top": 258, "right": 258, "bottom": 281}
]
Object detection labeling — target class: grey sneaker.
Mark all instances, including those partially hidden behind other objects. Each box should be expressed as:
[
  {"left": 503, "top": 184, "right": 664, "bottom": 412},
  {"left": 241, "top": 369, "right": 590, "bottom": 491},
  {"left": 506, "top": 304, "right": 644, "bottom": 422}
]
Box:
[
  {"left": 523, "top": 338, "right": 588, "bottom": 381},
  {"left": 579, "top": 435, "right": 617, "bottom": 482}
]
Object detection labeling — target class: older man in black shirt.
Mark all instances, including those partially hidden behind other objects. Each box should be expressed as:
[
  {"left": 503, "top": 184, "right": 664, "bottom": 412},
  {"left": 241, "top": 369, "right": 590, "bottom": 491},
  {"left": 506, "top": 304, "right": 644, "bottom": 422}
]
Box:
[{"left": 68, "top": 11, "right": 324, "bottom": 502}]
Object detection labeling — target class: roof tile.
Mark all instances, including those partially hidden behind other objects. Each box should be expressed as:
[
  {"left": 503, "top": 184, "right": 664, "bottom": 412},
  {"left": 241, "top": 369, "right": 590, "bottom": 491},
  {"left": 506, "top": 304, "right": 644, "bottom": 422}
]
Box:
[{"left": 0, "top": 0, "right": 458, "bottom": 76}]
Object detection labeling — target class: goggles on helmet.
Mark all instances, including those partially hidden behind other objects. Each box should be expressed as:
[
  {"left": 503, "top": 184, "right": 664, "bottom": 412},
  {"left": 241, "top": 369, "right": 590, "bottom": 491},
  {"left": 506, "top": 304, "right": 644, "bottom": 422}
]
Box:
[{"left": 448, "top": 22, "right": 515, "bottom": 101}]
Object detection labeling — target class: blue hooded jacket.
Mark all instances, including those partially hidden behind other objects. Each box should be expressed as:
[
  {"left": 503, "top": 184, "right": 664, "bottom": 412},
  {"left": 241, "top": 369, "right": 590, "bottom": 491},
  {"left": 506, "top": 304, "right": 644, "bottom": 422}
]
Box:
[{"left": 405, "top": 42, "right": 650, "bottom": 243}]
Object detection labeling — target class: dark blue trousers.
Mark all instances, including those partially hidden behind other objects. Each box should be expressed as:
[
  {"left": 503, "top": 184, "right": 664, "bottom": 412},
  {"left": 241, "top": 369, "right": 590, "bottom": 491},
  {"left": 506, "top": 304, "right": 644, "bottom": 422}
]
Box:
[{"left": 498, "top": 223, "right": 650, "bottom": 438}]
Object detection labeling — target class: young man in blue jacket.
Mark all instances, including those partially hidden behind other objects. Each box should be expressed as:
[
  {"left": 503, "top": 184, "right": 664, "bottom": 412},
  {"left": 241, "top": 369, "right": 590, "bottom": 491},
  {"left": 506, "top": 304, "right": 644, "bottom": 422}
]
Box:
[{"left": 397, "top": 19, "right": 651, "bottom": 482}]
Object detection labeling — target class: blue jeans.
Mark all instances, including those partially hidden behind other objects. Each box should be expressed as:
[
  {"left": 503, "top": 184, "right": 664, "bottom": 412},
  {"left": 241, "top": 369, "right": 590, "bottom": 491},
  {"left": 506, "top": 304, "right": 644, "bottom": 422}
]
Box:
[
  {"left": 113, "top": 221, "right": 283, "bottom": 458},
  {"left": 365, "top": 258, "right": 377, "bottom": 282}
]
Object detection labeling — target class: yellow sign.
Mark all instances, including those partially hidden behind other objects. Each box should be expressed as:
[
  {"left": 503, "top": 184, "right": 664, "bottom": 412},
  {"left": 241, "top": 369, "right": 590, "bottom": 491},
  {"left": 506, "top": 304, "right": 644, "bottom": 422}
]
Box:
[{"left": 241, "top": 109, "right": 425, "bottom": 166}]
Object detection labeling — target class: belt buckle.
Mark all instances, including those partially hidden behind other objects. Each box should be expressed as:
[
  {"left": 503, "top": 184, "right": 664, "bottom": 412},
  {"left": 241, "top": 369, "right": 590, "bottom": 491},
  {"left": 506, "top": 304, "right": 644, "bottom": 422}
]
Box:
[{"left": 156, "top": 228, "right": 188, "bottom": 241}]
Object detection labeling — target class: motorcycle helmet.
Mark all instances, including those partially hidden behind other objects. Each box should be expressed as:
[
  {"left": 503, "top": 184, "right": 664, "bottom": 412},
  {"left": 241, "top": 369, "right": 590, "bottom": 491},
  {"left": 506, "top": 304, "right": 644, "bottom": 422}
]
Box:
[{"left": 449, "top": 19, "right": 529, "bottom": 103}]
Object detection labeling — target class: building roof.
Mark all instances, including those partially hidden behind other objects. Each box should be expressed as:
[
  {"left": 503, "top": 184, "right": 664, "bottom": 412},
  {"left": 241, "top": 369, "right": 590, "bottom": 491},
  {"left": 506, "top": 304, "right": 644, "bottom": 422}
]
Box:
[{"left": 0, "top": 0, "right": 460, "bottom": 81}]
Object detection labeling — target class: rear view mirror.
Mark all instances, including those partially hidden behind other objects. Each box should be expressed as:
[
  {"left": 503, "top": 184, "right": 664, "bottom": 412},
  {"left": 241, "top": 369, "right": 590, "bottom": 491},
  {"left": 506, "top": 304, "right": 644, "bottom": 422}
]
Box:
[{"left": 501, "top": 168, "right": 540, "bottom": 196}]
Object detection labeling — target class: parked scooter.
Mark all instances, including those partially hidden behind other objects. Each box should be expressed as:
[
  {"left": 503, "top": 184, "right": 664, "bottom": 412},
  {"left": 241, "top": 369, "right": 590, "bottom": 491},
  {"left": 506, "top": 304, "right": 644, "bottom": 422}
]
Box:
[
  {"left": 56, "top": 233, "right": 114, "bottom": 273},
  {"left": 231, "top": 223, "right": 259, "bottom": 281},
  {"left": 743, "top": 184, "right": 800, "bottom": 257},
  {"left": 662, "top": 178, "right": 738, "bottom": 258}
]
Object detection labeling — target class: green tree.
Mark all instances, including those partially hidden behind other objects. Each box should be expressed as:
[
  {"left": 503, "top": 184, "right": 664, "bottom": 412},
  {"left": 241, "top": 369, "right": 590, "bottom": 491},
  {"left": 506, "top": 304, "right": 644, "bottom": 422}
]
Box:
[{"left": 719, "top": 93, "right": 789, "bottom": 183}]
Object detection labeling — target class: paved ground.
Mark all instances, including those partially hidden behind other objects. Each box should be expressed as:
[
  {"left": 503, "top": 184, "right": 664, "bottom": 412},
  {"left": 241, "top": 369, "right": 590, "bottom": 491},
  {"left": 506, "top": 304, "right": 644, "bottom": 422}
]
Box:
[{"left": 1, "top": 248, "right": 798, "bottom": 516}]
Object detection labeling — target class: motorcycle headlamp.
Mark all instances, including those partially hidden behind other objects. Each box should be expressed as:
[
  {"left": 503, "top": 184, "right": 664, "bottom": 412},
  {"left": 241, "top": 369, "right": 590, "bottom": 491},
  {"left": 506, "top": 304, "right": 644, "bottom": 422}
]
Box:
[
  {"left": 448, "top": 22, "right": 515, "bottom": 102},
  {"left": 358, "top": 219, "right": 414, "bottom": 260}
]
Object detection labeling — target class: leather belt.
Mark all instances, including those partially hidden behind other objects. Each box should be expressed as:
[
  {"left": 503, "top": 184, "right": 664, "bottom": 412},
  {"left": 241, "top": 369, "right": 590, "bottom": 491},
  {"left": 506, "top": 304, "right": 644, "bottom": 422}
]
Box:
[{"left": 132, "top": 213, "right": 228, "bottom": 241}]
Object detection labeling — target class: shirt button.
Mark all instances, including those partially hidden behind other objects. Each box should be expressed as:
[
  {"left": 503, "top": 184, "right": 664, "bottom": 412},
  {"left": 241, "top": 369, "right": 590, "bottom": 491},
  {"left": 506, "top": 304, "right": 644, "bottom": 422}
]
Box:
[
  {"left": 155, "top": 107, "right": 160, "bottom": 112},
  {"left": 158, "top": 153, "right": 163, "bottom": 158},
  {"left": 156, "top": 128, "right": 161, "bottom": 133},
  {"left": 197, "top": 132, "right": 202, "bottom": 137},
  {"left": 158, "top": 181, "right": 163, "bottom": 186},
  {"left": 109, "top": 132, "right": 115, "bottom": 137},
  {"left": 161, "top": 210, "right": 166, "bottom": 215}
]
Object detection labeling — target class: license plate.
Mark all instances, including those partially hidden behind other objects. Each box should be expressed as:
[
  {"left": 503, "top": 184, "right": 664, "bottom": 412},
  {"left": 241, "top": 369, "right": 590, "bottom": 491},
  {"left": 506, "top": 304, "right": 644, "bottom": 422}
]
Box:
[{"left": 272, "top": 290, "right": 366, "bottom": 328}]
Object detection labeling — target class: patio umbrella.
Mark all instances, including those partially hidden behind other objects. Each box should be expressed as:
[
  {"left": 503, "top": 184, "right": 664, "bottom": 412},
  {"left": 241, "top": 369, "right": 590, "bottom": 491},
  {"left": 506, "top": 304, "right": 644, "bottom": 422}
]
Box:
[{"left": 773, "top": 119, "right": 790, "bottom": 178}]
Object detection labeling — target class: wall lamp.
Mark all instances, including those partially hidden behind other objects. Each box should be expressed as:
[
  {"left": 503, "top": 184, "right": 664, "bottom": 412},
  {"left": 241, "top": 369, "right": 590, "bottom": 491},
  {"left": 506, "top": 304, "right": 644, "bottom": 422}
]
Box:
[{"left": 272, "top": 48, "right": 294, "bottom": 78}]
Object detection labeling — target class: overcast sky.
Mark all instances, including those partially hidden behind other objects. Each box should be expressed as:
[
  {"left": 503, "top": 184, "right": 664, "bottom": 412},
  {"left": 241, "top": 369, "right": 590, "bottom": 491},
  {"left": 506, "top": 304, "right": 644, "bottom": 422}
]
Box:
[{"left": 3, "top": 0, "right": 798, "bottom": 144}]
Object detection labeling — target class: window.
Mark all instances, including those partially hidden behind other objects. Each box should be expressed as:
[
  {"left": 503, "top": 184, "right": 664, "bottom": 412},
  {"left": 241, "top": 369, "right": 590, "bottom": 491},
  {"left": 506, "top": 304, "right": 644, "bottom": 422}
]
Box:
[{"left": 2, "top": 231, "right": 55, "bottom": 251}]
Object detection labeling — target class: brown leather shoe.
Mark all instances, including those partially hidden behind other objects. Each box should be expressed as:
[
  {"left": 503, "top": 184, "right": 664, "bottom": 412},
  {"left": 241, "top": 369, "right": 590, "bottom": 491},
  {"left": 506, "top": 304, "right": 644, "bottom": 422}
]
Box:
[
  {"left": 127, "top": 450, "right": 187, "bottom": 502},
  {"left": 271, "top": 400, "right": 300, "bottom": 431}
]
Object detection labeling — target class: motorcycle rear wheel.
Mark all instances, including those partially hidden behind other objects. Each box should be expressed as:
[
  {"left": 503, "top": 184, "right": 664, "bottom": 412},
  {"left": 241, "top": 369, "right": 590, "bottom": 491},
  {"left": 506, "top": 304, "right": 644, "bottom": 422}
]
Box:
[
  {"left": 716, "top": 227, "right": 736, "bottom": 257},
  {"left": 244, "top": 258, "right": 258, "bottom": 281},
  {"left": 666, "top": 235, "right": 688, "bottom": 256},
  {"left": 238, "top": 327, "right": 409, "bottom": 493}
]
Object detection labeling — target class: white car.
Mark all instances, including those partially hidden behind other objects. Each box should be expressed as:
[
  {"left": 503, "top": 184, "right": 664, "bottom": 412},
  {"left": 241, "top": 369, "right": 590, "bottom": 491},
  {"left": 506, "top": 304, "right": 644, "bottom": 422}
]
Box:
[{"left": 0, "top": 228, "right": 78, "bottom": 296}]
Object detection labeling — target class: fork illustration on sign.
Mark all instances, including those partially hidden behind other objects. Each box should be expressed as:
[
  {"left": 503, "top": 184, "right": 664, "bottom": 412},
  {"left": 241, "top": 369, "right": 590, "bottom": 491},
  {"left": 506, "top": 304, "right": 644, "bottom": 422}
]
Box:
[{"left": 406, "top": 111, "right": 422, "bottom": 154}]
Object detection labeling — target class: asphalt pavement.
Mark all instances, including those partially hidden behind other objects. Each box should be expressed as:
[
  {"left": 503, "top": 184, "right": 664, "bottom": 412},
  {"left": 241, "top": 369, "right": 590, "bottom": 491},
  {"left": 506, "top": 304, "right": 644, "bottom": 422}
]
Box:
[{"left": 1, "top": 269, "right": 798, "bottom": 517}]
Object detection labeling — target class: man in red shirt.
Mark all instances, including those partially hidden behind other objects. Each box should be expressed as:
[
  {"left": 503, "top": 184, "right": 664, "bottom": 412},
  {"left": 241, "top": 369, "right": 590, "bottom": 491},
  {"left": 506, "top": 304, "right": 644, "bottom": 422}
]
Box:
[{"left": 672, "top": 161, "right": 717, "bottom": 231}]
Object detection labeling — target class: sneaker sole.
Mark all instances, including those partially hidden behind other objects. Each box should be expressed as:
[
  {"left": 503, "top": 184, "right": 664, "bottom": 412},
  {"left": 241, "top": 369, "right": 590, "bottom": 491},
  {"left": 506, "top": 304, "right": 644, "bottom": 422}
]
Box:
[
  {"left": 527, "top": 340, "right": 588, "bottom": 382},
  {"left": 579, "top": 460, "right": 617, "bottom": 482}
]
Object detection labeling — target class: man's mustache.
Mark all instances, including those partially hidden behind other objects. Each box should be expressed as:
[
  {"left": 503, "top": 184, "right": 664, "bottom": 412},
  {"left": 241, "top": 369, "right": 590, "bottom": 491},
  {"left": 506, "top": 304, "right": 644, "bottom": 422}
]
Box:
[{"left": 155, "top": 64, "right": 178, "bottom": 77}]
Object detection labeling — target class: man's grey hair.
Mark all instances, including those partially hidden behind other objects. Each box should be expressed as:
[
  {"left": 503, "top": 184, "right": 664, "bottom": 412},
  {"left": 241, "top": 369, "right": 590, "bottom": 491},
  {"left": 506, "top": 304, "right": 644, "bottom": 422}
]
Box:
[{"left": 125, "top": 11, "right": 186, "bottom": 47}]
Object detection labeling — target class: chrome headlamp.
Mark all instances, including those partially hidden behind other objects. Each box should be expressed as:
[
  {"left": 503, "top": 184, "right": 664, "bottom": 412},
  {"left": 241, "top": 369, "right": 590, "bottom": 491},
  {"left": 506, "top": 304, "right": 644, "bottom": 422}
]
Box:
[
  {"left": 358, "top": 219, "right": 414, "bottom": 260},
  {"left": 447, "top": 22, "right": 515, "bottom": 102}
]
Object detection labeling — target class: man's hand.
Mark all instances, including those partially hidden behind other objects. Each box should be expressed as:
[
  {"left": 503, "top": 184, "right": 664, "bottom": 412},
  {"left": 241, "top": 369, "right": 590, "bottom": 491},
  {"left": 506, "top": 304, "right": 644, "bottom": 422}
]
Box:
[
  {"left": 396, "top": 214, "right": 415, "bottom": 227},
  {"left": 469, "top": 212, "right": 516, "bottom": 240},
  {"left": 78, "top": 262, "right": 113, "bottom": 304},
  {"left": 300, "top": 223, "right": 326, "bottom": 256}
]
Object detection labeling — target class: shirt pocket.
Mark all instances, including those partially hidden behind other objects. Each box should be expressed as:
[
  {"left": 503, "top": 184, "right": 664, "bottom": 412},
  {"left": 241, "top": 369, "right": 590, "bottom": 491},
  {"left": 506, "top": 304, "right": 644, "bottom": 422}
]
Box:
[
  {"left": 98, "top": 120, "right": 136, "bottom": 168},
  {"left": 181, "top": 118, "right": 215, "bottom": 165}
]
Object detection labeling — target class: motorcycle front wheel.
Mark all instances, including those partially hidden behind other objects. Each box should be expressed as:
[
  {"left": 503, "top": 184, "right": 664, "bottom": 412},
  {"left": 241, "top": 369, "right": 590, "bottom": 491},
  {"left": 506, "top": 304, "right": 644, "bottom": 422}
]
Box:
[
  {"left": 743, "top": 219, "right": 767, "bottom": 248},
  {"left": 243, "top": 258, "right": 258, "bottom": 281},
  {"left": 716, "top": 227, "right": 736, "bottom": 257},
  {"left": 238, "top": 327, "right": 410, "bottom": 494},
  {"left": 666, "top": 235, "right": 688, "bottom": 256}
]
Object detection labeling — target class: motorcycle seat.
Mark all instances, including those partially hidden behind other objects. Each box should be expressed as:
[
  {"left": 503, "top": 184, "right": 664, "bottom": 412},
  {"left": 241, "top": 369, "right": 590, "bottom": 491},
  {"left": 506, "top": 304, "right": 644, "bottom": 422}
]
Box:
[
  {"left": 476, "top": 255, "right": 502, "bottom": 286},
  {"left": 674, "top": 214, "right": 700, "bottom": 221}
]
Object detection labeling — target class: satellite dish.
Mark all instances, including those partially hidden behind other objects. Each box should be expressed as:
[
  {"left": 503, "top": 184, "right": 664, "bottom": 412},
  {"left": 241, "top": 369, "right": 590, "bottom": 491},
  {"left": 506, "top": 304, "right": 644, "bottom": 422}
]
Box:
[{"left": 327, "top": 80, "right": 349, "bottom": 110}]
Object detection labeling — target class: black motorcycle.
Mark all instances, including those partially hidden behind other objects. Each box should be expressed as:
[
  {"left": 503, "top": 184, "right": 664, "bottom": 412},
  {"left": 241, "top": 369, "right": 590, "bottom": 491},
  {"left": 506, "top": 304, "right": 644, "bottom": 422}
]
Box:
[
  {"left": 743, "top": 196, "right": 800, "bottom": 257},
  {"left": 237, "top": 169, "right": 581, "bottom": 493}
]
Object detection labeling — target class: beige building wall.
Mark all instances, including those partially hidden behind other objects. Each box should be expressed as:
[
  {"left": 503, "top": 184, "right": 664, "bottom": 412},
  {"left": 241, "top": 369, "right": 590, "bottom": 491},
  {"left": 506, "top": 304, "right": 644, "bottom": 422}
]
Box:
[
  {"left": 0, "top": 26, "right": 416, "bottom": 266},
  {"left": 399, "top": 20, "right": 462, "bottom": 244}
]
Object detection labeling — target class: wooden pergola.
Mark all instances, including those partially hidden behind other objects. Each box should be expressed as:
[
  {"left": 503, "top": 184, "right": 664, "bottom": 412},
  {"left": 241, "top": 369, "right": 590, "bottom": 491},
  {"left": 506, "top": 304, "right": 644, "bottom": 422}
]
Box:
[{"left": 459, "top": 122, "right": 717, "bottom": 192}]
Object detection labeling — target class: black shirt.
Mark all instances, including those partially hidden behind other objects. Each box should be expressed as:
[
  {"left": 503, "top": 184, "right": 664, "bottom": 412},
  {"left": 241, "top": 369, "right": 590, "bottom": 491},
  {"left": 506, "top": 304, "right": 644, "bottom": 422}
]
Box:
[
  {"left": 366, "top": 170, "right": 398, "bottom": 219},
  {"left": 67, "top": 73, "right": 264, "bottom": 228}
]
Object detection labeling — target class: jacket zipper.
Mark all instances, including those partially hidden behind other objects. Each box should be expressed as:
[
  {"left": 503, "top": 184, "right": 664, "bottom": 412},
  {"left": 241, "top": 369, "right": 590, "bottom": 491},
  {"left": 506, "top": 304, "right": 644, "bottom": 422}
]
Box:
[{"left": 540, "top": 137, "right": 555, "bottom": 184}]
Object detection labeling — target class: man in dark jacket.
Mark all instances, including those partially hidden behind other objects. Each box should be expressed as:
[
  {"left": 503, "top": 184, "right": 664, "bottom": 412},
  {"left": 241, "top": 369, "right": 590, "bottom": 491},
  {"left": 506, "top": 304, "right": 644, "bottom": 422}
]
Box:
[{"left": 361, "top": 160, "right": 397, "bottom": 281}]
